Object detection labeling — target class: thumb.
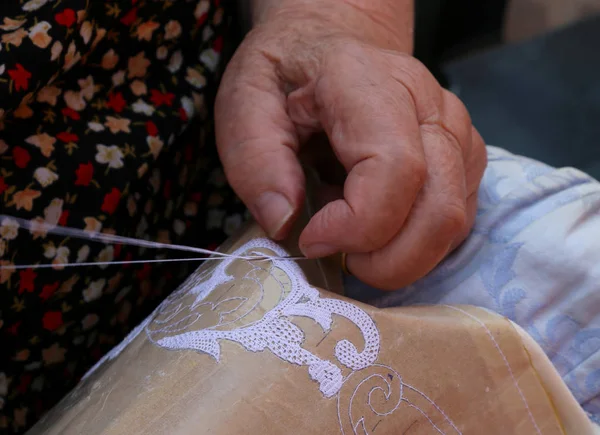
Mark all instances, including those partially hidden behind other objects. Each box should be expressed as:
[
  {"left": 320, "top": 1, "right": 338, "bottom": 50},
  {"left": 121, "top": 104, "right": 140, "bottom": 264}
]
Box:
[{"left": 215, "top": 51, "right": 305, "bottom": 240}]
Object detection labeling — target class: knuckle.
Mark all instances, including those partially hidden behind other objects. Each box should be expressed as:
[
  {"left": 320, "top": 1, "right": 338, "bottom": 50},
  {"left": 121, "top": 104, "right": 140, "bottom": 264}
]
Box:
[
  {"left": 401, "top": 151, "right": 428, "bottom": 186},
  {"left": 437, "top": 199, "right": 468, "bottom": 237}
]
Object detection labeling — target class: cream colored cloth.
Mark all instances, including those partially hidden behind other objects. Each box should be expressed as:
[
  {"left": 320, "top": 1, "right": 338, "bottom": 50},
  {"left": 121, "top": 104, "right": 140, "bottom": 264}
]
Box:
[{"left": 28, "top": 220, "right": 594, "bottom": 434}]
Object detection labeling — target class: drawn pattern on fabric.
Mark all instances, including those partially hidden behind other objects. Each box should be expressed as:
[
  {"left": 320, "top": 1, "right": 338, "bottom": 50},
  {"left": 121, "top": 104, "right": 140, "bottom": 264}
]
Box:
[{"left": 83, "top": 238, "right": 460, "bottom": 434}]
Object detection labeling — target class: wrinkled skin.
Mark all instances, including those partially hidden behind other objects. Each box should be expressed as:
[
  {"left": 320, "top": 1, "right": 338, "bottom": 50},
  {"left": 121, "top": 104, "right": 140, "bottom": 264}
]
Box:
[{"left": 215, "top": 2, "right": 487, "bottom": 290}]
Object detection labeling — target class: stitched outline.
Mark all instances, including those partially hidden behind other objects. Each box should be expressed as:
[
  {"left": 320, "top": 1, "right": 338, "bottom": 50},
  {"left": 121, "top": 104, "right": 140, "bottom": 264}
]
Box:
[{"left": 443, "top": 305, "right": 542, "bottom": 434}]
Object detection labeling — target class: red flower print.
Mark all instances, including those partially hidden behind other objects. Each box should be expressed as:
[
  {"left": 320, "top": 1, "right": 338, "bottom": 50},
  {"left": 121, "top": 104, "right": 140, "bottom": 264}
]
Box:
[
  {"left": 57, "top": 131, "right": 79, "bottom": 143},
  {"left": 107, "top": 92, "right": 126, "bottom": 113},
  {"left": 150, "top": 89, "right": 175, "bottom": 107},
  {"left": 136, "top": 263, "right": 151, "bottom": 281},
  {"left": 75, "top": 162, "right": 94, "bottom": 186},
  {"left": 55, "top": 9, "right": 76, "bottom": 27},
  {"left": 58, "top": 210, "right": 69, "bottom": 226},
  {"left": 120, "top": 7, "right": 139, "bottom": 26},
  {"left": 8, "top": 64, "right": 32, "bottom": 92},
  {"left": 197, "top": 13, "right": 207, "bottom": 27},
  {"left": 40, "top": 282, "right": 59, "bottom": 301},
  {"left": 213, "top": 36, "right": 223, "bottom": 53},
  {"left": 62, "top": 107, "right": 81, "bottom": 120},
  {"left": 7, "top": 321, "right": 21, "bottom": 335},
  {"left": 18, "top": 269, "right": 36, "bottom": 294},
  {"left": 178, "top": 107, "right": 188, "bottom": 122},
  {"left": 101, "top": 188, "right": 121, "bottom": 214},
  {"left": 145, "top": 120, "right": 158, "bottom": 136},
  {"left": 163, "top": 180, "right": 172, "bottom": 199},
  {"left": 122, "top": 252, "right": 133, "bottom": 268},
  {"left": 12, "top": 146, "right": 30, "bottom": 168},
  {"left": 42, "top": 311, "right": 63, "bottom": 331},
  {"left": 191, "top": 192, "right": 202, "bottom": 202},
  {"left": 184, "top": 144, "right": 194, "bottom": 162},
  {"left": 0, "top": 176, "right": 8, "bottom": 194},
  {"left": 17, "top": 374, "right": 32, "bottom": 394}
]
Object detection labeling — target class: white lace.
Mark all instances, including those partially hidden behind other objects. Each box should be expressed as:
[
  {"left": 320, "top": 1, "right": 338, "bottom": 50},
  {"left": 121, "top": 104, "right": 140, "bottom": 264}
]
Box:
[{"left": 83, "top": 238, "right": 460, "bottom": 434}]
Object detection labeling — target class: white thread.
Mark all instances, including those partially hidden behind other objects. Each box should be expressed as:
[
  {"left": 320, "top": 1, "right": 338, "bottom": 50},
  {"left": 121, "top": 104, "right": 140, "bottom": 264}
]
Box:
[
  {"left": 403, "top": 384, "right": 462, "bottom": 434},
  {"left": 402, "top": 401, "right": 445, "bottom": 435},
  {"left": 145, "top": 238, "right": 380, "bottom": 397},
  {"left": 2, "top": 256, "right": 235, "bottom": 270},
  {"left": 82, "top": 237, "right": 458, "bottom": 434},
  {"left": 0, "top": 214, "right": 306, "bottom": 271},
  {"left": 443, "top": 305, "right": 542, "bottom": 435}
]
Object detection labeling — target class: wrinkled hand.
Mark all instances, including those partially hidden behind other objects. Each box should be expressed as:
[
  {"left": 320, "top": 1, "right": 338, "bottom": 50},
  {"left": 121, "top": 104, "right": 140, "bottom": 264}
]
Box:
[{"left": 215, "top": 2, "right": 487, "bottom": 290}]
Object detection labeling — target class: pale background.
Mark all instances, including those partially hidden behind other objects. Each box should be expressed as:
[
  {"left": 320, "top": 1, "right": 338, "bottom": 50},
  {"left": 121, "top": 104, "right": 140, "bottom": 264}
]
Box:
[{"left": 506, "top": 0, "right": 600, "bottom": 41}]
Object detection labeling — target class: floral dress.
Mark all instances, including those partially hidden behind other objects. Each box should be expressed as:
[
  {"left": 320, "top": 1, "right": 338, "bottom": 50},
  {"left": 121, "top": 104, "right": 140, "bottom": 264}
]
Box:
[{"left": 0, "top": 1, "right": 245, "bottom": 432}]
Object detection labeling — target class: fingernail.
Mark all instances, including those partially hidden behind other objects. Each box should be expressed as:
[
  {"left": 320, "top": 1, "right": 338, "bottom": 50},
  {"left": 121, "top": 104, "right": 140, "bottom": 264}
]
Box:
[
  {"left": 301, "top": 243, "right": 338, "bottom": 259},
  {"left": 254, "top": 191, "right": 294, "bottom": 239}
]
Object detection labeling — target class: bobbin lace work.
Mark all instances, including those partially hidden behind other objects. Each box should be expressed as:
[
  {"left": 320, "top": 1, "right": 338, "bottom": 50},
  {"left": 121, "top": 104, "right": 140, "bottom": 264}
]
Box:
[{"left": 84, "top": 238, "right": 460, "bottom": 434}]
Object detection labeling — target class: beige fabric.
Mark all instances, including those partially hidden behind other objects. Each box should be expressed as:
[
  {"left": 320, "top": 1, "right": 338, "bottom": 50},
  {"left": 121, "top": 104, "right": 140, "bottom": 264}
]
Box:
[
  {"left": 28, "top": 170, "right": 595, "bottom": 435},
  {"left": 28, "top": 214, "right": 595, "bottom": 434}
]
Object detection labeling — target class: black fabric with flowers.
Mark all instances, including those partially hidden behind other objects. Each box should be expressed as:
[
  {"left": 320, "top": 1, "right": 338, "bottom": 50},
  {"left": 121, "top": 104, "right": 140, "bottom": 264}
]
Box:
[{"left": 0, "top": 1, "right": 245, "bottom": 432}]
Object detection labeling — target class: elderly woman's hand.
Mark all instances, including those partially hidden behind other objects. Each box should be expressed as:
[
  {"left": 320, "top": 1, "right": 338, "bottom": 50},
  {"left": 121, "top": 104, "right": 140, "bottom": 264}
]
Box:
[{"left": 215, "top": 0, "right": 487, "bottom": 290}]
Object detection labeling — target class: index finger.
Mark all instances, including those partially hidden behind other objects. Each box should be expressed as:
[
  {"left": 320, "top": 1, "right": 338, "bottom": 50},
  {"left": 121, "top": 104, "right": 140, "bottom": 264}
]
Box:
[{"left": 299, "top": 46, "right": 429, "bottom": 257}]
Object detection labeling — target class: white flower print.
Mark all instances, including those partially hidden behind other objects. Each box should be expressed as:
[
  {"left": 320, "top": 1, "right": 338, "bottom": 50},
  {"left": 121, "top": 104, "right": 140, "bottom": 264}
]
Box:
[
  {"left": 88, "top": 121, "right": 105, "bottom": 132},
  {"left": 95, "top": 144, "right": 124, "bottom": 169},
  {"left": 200, "top": 48, "right": 220, "bottom": 72},
  {"left": 23, "top": 0, "right": 53, "bottom": 11},
  {"left": 112, "top": 70, "right": 126, "bottom": 87},
  {"left": 147, "top": 136, "right": 164, "bottom": 159},
  {"left": 185, "top": 67, "right": 206, "bottom": 89},
  {"left": 43, "top": 198, "right": 63, "bottom": 225},
  {"left": 76, "top": 245, "right": 90, "bottom": 263},
  {"left": 132, "top": 99, "right": 154, "bottom": 116},
  {"left": 173, "top": 219, "right": 186, "bottom": 236},
  {"left": 0, "top": 65, "right": 4, "bottom": 76},
  {"left": 52, "top": 246, "right": 70, "bottom": 270},
  {"left": 83, "top": 217, "right": 102, "bottom": 234},
  {"left": 181, "top": 96, "right": 195, "bottom": 120},
  {"left": 167, "top": 50, "right": 183, "bottom": 73},
  {"left": 44, "top": 244, "right": 57, "bottom": 259},
  {"left": 83, "top": 279, "right": 106, "bottom": 303},
  {"left": 97, "top": 246, "right": 114, "bottom": 269},
  {"left": 28, "top": 21, "right": 52, "bottom": 49},
  {"left": 43, "top": 243, "right": 69, "bottom": 269},
  {"left": 34, "top": 167, "right": 59, "bottom": 188},
  {"left": 0, "top": 217, "right": 19, "bottom": 240}
]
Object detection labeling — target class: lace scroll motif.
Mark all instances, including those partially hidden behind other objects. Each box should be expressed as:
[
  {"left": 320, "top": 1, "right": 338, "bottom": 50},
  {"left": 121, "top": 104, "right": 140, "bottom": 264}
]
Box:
[{"left": 85, "top": 238, "right": 460, "bottom": 434}]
